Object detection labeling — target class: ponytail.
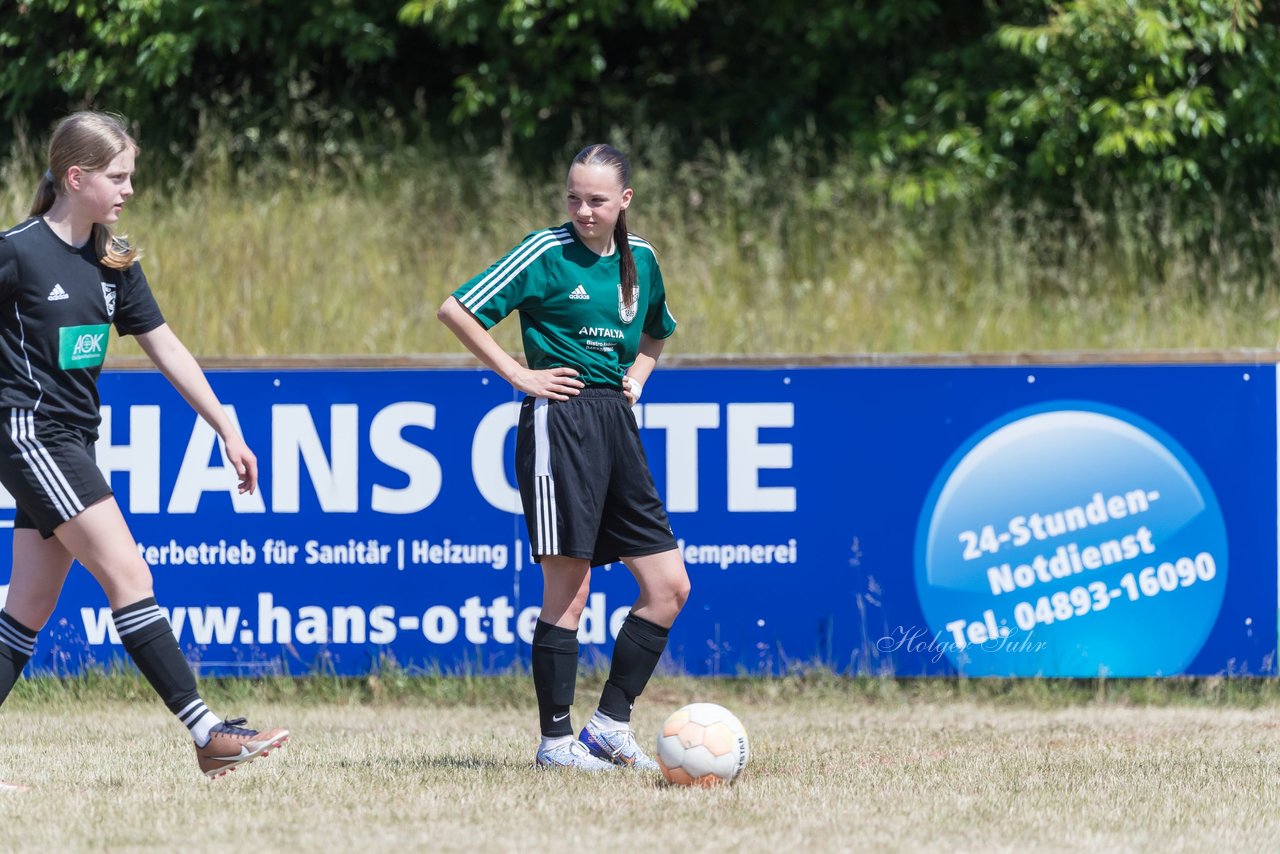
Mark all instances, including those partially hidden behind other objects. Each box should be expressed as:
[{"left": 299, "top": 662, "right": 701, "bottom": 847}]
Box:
[
  {"left": 28, "top": 172, "right": 57, "bottom": 219},
  {"left": 614, "top": 208, "right": 637, "bottom": 311}
]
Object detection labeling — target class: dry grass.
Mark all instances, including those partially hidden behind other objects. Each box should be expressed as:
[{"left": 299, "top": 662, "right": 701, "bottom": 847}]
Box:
[
  {"left": 3, "top": 678, "right": 1280, "bottom": 851},
  {"left": 4, "top": 145, "right": 1280, "bottom": 360}
]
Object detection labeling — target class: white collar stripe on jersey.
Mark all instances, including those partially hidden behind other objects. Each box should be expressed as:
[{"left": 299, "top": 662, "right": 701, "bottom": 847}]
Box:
[{"left": 460, "top": 227, "right": 572, "bottom": 312}]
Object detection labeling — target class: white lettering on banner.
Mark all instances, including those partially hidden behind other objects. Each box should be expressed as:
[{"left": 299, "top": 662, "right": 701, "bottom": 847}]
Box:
[
  {"left": 370, "top": 402, "right": 441, "bottom": 513},
  {"left": 639, "top": 403, "right": 720, "bottom": 512},
  {"left": 305, "top": 539, "right": 392, "bottom": 565},
  {"left": 138, "top": 538, "right": 257, "bottom": 565},
  {"left": 679, "top": 538, "right": 799, "bottom": 569},
  {"left": 82, "top": 607, "right": 116, "bottom": 644},
  {"left": 727, "top": 403, "right": 796, "bottom": 511},
  {"left": 188, "top": 606, "right": 238, "bottom": 644},
  {"left": 169, "top": 407, "right": 266, "bottom": 514},
  {"left": 408, "top": 539, "right": 509, "bottom": 570},
  {"left": 490, "top": 596, "right": 516, "bottom": 643},
  {"left": 133, "top": 537, "right": 510, "bottom": 570},
  {"left": 331, "top": 606, "right": 366, "bottom": 643},
  {"left": 472, "top": 402, "right": 522, "bottom": 513},
  {"left": 80, "top": 603, "right": 240, "bottom": 645},
  {"left": 986, "top": 526, "right": 1158, "bottom": 595},
  {"left": 98, "top": 405, "right": 162, "bottom": 513},
  {"left": 272, "top": 404, "right": 360, "bottom": 512},
  {"left": 82, "top": 592, "right": 633, "bottom": 648},
  {"left": 8, "top": 397, "right": 797, "bottom": 516}
]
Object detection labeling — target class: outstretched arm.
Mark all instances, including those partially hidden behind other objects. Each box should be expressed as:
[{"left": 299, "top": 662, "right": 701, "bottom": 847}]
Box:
[
  {"left": 437, "top": 296, "right": 584, "bottom": 400},
  {"left": 133, "top": 323, "right": 258, "bottom": 494}
]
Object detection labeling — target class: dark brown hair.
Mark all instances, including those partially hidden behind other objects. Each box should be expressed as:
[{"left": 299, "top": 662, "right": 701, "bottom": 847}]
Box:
[
  {"left": 571, "top": 143, "right": 636, "bottom": 309},
  {"left": 30, "top": 111, "right": 141, "bottom": 269}
]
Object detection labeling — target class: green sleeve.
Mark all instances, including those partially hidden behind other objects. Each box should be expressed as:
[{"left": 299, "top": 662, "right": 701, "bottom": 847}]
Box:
[
  {"left": 451, "top": 231, "right": 550, "bottom": 328},
  {"left": 642, "top": 257, "right": 677, "bottom": 340}
]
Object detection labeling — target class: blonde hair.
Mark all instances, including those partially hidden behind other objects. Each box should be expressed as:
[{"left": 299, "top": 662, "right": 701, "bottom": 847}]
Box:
[{"left": 29, "top": 112, "right": 142, "bottom": 270}]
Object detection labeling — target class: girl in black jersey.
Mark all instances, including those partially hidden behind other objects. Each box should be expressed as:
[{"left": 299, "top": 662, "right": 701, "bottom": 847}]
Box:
[
  {"left": 439, "top": 144, "right": 690, "bottom": 771},
  {"left": 0, "top": 112, "right": 287, "bottom": 791}
]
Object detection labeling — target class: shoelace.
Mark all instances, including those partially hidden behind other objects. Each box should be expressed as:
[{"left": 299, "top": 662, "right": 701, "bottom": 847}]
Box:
[
  {"left": 213, "top": 717, "right": 259, "bottom": 738},
  {"left": 601, "top": 729, "right": 636, "bottom": 758}
]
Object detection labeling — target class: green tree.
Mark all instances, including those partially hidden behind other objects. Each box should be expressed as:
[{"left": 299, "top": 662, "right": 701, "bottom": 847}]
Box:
[
  {"left": 0, "top": 0, "right": 431, "bottom": 160},
  {"left": 397, "top": 0, "right": 699, "bottom": 142},
  {"left": 992, "top": 0, "right": 1271, "bottom": 194}
]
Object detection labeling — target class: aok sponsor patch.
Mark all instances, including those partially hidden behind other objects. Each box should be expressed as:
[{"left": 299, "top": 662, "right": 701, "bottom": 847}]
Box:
[{"left": 58, "top": 323, "right": 110, "bottom": 369}]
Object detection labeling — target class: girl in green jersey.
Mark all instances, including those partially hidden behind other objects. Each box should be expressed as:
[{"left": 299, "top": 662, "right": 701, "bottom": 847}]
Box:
[{"left": 439, "top": 144, "right": 689, "bottom": 770}]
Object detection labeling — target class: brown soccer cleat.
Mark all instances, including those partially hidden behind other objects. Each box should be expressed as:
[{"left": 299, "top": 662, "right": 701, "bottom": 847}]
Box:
[{"left": 195, "top": 717, "right": 290, "bottom": 779}]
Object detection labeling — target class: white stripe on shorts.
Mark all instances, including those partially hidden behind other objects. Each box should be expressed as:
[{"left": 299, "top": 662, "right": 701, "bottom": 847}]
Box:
[
  {"left": 10, "top": 410, "right": 82, "bottom": 521},
  {"left": 531, "top": 399, "right": 559, "bottom": 555}
]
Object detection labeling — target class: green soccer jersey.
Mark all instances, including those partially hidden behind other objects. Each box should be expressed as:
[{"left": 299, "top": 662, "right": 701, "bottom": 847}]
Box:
[{"left": 453, "top": 223, "right": 677, "bottom": 387}]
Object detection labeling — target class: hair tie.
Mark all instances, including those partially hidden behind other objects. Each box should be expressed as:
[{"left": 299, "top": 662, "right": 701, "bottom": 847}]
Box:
[{"left": 44, "top": 169, "right": 54, "bottom": 184}]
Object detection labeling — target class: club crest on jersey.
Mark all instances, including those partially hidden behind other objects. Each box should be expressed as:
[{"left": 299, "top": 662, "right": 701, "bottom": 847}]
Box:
[
  {"left": 101, "top": 281, "right": 117, "bottom": 319},
  {"left": 617, "top": 283, "right": 637, "bottom": 324}
]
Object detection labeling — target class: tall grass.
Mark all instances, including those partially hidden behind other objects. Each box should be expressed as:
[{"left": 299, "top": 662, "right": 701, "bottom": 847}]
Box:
[{"left": 3, "top": 140, "right": 1278, "bottom": 358}]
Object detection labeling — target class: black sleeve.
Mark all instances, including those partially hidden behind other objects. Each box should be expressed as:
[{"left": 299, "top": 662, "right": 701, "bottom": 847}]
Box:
[
  {"left": 113, "top": 261, "right": 166, "bottom": 336},
  {"left": 0, "top": 239, "right": 17, "bottom": 304}
]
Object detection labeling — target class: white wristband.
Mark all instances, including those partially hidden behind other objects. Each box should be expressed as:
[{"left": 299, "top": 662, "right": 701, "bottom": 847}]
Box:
[{"left": 625, "top": 376, "right": 643, "bottom": 402}]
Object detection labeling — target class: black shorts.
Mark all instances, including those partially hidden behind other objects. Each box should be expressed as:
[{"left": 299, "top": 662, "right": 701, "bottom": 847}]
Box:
[
  {"left": 0, "top": 409, "right": 111, "bottom": 538},
  {"left": 516, "top": 388, "right": 676, "bottom": 566}
]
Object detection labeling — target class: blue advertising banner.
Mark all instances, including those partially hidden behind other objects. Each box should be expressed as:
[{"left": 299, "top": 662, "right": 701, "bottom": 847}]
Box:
[{"left": 0, "top": 362, "right": 1273, "bottom": 677}]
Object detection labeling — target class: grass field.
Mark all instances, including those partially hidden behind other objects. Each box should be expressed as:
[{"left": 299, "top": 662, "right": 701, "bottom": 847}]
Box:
[{"left": 4, "top": 674, "right": 1280, "bottom": 851}]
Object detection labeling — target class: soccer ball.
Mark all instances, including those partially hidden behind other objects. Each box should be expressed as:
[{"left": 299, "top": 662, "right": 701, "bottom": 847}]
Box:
[{"left": 656, "top": 702, "right": 750, "bottom": 786}]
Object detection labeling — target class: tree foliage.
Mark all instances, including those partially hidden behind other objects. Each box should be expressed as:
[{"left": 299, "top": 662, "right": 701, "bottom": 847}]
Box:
[
  {"left": 2, "top": 0, "right": 1279, "bottom": 206},
  {"left": 992, "top": 0, "right": 1268, "bottom": 192}
]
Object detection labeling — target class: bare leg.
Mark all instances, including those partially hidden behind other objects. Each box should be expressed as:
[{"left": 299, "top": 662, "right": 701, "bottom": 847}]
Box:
[
  {"left": 620, "top": 548, "right": 690, "bottom": 628},
  {"left": 50, "top": 497, "right": 153, "bottom": 608},
  {"left": 0, "top": 530, "right": 73, "bottom": 710},
  {"left": 5, "top": 529, "right": 75, "bottom": 630},
  {"left": 539, "top": 556, "right": 592, "bottom": 627}
]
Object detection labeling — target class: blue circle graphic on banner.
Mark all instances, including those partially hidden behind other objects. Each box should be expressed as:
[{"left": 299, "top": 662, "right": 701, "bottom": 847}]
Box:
[{"left": 914, "top": 401, "right": 1228, "bottom": 676}]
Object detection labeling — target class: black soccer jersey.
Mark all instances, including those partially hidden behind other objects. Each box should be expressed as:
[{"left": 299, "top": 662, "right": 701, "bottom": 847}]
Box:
[{"left": 0, "top": 217, "right": 165, "bottom": 433}]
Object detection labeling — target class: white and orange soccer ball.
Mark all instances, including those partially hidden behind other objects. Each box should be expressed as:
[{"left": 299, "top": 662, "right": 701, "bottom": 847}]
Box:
[{"left": 655, "top": 702, "right": 750, "bottom": 786}]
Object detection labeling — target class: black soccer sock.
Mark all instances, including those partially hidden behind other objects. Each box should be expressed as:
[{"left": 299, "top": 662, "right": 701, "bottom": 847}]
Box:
[
  {"left": 0, "top": 609, "right": 38, "bottom": 707},
  {"left": 598, "top": 613, "right": 670, "bottom": 723},
  {"left": 532, "top": 619, "right": 579, "bottom": 737},
  {"left": 113, "top": 598, "right": 214, "bottom": 737}
]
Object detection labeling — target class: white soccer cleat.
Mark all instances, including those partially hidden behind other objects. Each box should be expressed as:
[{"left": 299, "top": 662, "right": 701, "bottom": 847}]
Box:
[
  {"left": 0, "top": 779, "right": 30, "bottom": 793},
  {"left": 535, "top": 738, "right": 618, "bottom": 771},
  {"left": 579, "top": 722, "right": 660, "bottom": 770}
]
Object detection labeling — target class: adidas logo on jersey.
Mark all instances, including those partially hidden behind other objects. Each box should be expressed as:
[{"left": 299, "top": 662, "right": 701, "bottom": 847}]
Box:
[
  {"left": 569, "top": 284, "right": 590, "bottom": 300},
  {"left": 47, "top": 284, "right": 69, "bottom": 301}
]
